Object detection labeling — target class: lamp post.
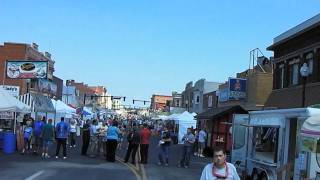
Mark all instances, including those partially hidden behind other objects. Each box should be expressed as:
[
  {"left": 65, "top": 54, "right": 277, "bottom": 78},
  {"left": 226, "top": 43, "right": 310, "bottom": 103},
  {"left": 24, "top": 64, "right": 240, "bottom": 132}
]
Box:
[{"left": 300, "top": 63, "right": 309, "bottom": 107}]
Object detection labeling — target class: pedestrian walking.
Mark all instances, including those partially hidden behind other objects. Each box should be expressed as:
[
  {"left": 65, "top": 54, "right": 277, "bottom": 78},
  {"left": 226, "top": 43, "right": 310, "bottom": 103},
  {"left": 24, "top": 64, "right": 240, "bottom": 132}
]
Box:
[
  {"left": 124, "top": 126, "right": 140, "bottom": 164},
  {"left": 89, "top": 119, "right": 99, "bottom": 158},
  {"left": 33, "top": 117, "right": 44, "bottom": 155},
  {"left": 158, "top": 127, "right": 171, "bottom": 166},
  {"left": 139, "top": 123, "right": 151, "bottom": 164},
  {"left": 197, "top": 128, "right": 207, "bottom": 157},
  {"left": 55, "top": 117, "right": 69, "bottom": 159},
  {"left": 200, "top": 147, "right": 240, "bottom": 180},
  {"left": 178, "top": 128, "right": 195, "bottom": 168},
  {"left": 81, "top": 120, "right": 91, "bottom": 156},
  {"left": 41, "top": 119, "right": 55, "bottom": 158},
  {"left": 69, "top": 119, "right": 77, "bottom": 148},
  {"left": 106, "top": 121, "right": 120, "bottom": 162},
  {"left": 21, "top": 120, "right": 33, "bottom": 155}
]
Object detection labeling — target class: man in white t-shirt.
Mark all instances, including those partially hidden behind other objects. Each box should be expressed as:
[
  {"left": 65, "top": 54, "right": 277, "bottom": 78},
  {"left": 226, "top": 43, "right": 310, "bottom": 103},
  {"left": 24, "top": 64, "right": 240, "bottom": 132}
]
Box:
[{"left": 200, "top": 147, "right": 240, "bottom": 180}]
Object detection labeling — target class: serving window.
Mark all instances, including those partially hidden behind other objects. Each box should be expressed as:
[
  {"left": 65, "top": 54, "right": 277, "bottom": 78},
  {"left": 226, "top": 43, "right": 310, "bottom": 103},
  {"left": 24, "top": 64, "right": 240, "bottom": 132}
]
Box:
[{"left": 253, "top": 127, "right": 279, "bottom": 163}]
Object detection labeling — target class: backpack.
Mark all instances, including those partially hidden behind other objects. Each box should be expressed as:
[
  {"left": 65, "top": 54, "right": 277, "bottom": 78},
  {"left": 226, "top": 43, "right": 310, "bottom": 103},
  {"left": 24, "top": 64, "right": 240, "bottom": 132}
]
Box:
[
  {"left": 24, "top": 127, "right": 32, "bottom": 139},
  {"left": 34, "top": 121, "right": 43, "bottom": 136}
]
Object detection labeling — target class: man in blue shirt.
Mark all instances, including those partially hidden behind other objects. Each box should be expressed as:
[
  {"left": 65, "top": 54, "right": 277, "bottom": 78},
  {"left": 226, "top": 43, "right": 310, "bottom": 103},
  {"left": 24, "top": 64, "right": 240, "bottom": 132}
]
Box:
[
  {"left": 33, "top": 117, "right": 44, "bottom": 155},
  {"left": 55, "top": 117, "right": 69, "bottom": 159}
]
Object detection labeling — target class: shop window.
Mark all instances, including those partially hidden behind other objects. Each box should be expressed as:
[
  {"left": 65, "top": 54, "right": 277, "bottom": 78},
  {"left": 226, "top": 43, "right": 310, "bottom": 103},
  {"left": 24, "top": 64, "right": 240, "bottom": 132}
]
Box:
[
  {"left": 176, "top": 100, "right": 180, "bottom": 107},
  {"left": 253, "top": 127, "right": 279, "bottom": 163},
  {"left": 208, "top": 95, "right": 213, "bottom": 108},
  {"left": 306, "top": 52, "right": 314, "bottom": 75},
  {"left": 289, "top": 58, "right": 299, "bottom": 85},
  {"left": 278, "top": 64, "right": 285, "bottom": 89}
]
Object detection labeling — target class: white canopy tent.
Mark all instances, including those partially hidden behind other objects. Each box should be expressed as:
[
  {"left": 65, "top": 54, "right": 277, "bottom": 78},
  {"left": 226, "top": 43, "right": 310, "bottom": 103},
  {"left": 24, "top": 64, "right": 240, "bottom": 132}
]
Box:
[
  {"left": 0, "top": 89, "right": 31, "bottom": 133},
  {"left": 51, "top": 99, "right": 76, "bottom": 125},
  {"left": 173, "top": 111, "right": 197, "bottom": 144},
  {"left": 301, "top": 115, "right": 320, "bottom": 138},
  {"left": 0, "top": 89, "right": 30, "bottom": 113}
]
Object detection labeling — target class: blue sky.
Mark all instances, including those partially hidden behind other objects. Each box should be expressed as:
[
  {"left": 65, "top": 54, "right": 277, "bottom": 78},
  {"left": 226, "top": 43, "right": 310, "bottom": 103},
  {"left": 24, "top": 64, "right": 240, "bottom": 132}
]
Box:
[{"left": 1, "top": 0, "right": 319, "bottom": 105}]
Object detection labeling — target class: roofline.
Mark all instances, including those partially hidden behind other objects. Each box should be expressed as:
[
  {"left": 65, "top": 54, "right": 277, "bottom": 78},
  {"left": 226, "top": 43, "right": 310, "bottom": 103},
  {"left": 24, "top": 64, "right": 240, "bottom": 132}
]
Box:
[{"left": 267, "top": 13, "right": 320, "bottom": 51}]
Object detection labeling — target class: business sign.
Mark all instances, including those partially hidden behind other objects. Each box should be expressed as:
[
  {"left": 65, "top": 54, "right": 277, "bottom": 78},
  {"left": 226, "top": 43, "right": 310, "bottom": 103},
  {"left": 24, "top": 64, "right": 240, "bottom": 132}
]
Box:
[
  {"left": 218, "top": 88, "right": 229, "bottom": 102},
  {"left": 6, "top": 60, "right": 48, "bottom": 79},
  {"left": 229, "top": 78, "right": 247, "bottom": 100},
  {"left": 0, "top": 112, "right": 14, "bottom": 119},
  {"left": 0, "top": 85, "right": 20, "bottom": 97},
  {"left": 38, "top": 79, "right": 57, "bottom": 94}
]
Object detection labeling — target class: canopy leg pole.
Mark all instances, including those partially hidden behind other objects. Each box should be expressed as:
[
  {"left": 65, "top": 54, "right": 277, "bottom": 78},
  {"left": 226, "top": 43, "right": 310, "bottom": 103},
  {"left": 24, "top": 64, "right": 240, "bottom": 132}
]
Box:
[{"left": 14, "top": 112, "right": 16, "bottom": 134}]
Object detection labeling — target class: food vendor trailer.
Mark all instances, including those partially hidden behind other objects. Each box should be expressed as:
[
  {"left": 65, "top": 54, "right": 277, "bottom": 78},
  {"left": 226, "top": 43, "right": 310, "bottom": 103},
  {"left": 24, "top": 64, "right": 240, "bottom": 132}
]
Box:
[{"left": 231, "top": 108, "right": 320, "bottom": 179}]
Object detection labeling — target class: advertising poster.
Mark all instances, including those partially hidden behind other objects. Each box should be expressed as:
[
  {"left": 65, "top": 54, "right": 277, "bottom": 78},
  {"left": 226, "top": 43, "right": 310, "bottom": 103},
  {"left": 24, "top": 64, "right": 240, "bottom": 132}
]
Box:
[
  {"left": 229, "top": 78, "right": 247, "bottom": 100},
  {"left": 38, "top": 79, "right": 57, "bottom": 94},
  {"left": 6, "top": 60, "right": 47, "bottom": 79}
]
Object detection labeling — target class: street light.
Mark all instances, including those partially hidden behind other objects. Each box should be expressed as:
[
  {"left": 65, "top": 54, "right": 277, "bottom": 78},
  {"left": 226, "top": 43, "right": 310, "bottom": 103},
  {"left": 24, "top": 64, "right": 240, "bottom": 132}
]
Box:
[{"left": 300, "top": 63, "right": 309, "bottom": 107}]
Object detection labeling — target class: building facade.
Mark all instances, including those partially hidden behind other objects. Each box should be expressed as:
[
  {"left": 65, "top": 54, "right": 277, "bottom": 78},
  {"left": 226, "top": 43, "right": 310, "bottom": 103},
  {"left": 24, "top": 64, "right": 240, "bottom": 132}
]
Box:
[
  {"left": 150, "top": 94, "right": 173, "bottom": 111},
  {"left": 0, "top": 42, "right": 56, "bottom": 97},
  {"left": 66, "top": 79, "right": 96, "bottom": 107},
  {"left": 266, "top": 13, "right": 320, "bottom": 108},
  {"left": 182, "top": 79, "right": 220, "bottom": 113}
]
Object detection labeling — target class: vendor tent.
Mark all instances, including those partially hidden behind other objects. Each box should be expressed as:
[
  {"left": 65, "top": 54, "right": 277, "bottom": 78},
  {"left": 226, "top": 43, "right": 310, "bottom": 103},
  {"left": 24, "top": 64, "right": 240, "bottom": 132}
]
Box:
[
  {"left": 0, "top": 89, "right": 30, "bottom": 112},
  {"left": 172, "top": 111, "right": 197, "bottom": 144},
  {"left": 301, "top": 115, "right": 320, "bottom": 138},
  {"left": 163, "top": 113, "right": 180, "bottom": 121},
  {"left": 51, "top": 99, "right": 76, "bottom": 114}
]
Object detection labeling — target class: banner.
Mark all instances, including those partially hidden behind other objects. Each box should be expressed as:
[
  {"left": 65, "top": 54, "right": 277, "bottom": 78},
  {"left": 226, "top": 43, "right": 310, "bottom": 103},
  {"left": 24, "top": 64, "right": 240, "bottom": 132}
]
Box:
[
  {"left": 38, "top": 79, "right": 57, "bottom": 94},
  {"left": 6, "top": 60, "right": 48, "bottom": 79},
  {"left": 0, "top": 85, "right": 20, "bottom": 97},
  {"left": 0, "top": 112, "right": 14, "bottom": 119},
  {"left": 229, "top": 78, "right": 247, "bottom": 100},
  {"left": 218, "top": 88, "right": 229, "bottom": 102}
]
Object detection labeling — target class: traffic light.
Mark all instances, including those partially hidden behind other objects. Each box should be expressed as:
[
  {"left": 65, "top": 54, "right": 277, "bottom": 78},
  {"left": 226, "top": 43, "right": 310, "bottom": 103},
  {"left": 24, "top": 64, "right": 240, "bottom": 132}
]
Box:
[
  {"left": 133, "top": 100, "right": 135, "bottom": 104},
  {"left": 144, "top": 101, "right": 146, "bottom": 105},
  {"left": 123, "top": 97, "right": 126, "bottom": 101}
]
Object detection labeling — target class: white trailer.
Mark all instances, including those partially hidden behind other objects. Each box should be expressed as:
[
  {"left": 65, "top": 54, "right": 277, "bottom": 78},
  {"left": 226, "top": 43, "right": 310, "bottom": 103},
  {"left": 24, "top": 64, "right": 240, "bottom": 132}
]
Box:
[{"left": 231, "top": 108, "right": 320, "bottom": 179}]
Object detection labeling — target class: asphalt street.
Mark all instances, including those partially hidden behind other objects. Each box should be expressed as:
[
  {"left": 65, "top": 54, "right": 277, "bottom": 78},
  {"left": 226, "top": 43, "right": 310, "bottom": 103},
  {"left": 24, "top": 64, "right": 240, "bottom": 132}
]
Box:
[{"left": 0, "top": 135, "right": 211, "bottom": 180}]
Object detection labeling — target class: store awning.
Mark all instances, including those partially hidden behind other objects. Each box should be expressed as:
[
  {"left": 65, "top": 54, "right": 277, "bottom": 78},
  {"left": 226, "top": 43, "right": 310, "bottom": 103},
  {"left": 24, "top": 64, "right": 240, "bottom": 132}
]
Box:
[{"left": 195, "top": 105, "right": 248, "bottom": 120}]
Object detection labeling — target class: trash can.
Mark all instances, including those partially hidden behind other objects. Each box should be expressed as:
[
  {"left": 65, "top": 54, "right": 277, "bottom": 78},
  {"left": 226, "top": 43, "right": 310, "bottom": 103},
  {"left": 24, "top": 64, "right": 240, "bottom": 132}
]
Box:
[{"left": 3, "top": 132, "right": 16, "bottom": 154}]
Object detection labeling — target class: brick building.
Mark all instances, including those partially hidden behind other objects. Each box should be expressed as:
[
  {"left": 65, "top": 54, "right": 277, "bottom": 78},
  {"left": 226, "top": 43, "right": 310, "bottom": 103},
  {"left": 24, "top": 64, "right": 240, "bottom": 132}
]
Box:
[
  {"left": 150, "top": 94, "right": 172, "bottom": 111},
  {"left": 196, "top": 59, "right": 273, "bottom": 153},
  {"left": 266, "top": 13, "right": 320, "bottom": 108},
  {"left": 0, "top": 42, "right": 55, "bottom": 96},
  {"left": 90, "top": 86, "right": 112, "bottom": 109},
  {"left": 67, "top": 80, "right": 96, "bottom": 107}
]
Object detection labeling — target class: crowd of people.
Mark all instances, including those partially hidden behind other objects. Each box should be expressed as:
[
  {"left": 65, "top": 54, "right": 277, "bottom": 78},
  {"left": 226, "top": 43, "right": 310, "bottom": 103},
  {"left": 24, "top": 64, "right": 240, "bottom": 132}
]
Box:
[{"left": 17, "top": 115, "right": 240, "bottom": 179}]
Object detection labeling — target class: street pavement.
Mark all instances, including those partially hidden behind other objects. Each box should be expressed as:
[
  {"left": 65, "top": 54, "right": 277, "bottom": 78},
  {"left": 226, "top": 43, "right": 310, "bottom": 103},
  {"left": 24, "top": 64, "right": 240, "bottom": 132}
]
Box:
[{"left": 0, "top": 135, "right": 211, "bottom": 180}]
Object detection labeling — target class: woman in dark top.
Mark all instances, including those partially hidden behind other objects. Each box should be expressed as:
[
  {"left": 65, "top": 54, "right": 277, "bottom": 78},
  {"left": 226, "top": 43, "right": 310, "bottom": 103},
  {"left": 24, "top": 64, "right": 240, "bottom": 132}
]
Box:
[
  {"left": 81, "top": 120, "right": 91, "bottom": 156},
  {"left": 124, "top": 127, "right": 140, "bottom": 164}
]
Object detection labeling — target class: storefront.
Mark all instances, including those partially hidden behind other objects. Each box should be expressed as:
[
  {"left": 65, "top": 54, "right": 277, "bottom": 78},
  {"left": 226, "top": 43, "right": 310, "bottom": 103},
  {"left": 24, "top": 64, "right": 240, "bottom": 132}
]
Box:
[{"left": 196, "top": 105, "right": 247, "bottom": 154}]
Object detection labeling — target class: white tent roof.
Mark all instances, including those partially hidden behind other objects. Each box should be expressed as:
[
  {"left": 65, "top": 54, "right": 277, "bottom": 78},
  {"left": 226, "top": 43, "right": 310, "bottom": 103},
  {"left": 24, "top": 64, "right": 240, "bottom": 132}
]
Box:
[
  {"left": 301, "top": 115, "right": 320, "bottom": 138},
  {"left": 163, "top": 113, "right": 180, "bottom": 121},
  {"left": 0, "top": 88, "right": 30, "bottom": 112},
  {"left": 51, "top": 99, "right": 76, "bottom": 114},
  {"left": 173, "top": 111, "right": 197, "bottom": 122}
]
